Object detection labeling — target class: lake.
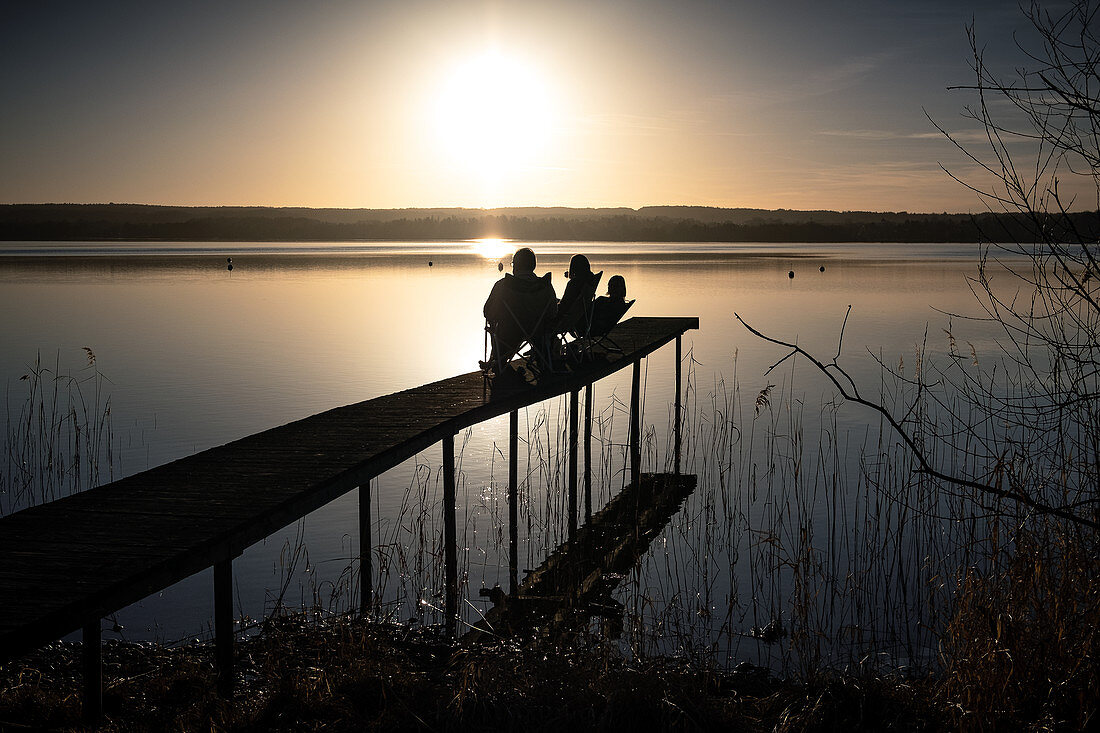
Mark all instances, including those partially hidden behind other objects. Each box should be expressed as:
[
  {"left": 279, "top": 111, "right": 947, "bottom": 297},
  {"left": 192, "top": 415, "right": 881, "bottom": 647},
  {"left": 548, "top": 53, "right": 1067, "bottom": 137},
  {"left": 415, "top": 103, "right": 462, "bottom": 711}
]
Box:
[{"left": 0, "top": 240, "right": 1007, "bottom": 672}]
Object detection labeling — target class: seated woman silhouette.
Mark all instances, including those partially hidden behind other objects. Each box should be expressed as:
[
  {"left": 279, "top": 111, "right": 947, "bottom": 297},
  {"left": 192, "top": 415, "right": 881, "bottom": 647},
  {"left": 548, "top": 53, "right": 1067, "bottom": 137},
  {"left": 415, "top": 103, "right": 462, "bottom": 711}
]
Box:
[
  {"left": 556, "top": 254, "right": 599, "bottom": 337},
  {"left": 481, "top": 247, "right": 557, "bottom": 371}
]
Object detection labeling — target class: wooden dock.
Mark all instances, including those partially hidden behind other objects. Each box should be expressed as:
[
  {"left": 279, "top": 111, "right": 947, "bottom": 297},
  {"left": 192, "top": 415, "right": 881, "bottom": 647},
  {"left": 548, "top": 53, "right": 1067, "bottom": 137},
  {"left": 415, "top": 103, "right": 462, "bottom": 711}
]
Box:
[{"left": 0, "top": 315, "right": 697, "bottom": 718}]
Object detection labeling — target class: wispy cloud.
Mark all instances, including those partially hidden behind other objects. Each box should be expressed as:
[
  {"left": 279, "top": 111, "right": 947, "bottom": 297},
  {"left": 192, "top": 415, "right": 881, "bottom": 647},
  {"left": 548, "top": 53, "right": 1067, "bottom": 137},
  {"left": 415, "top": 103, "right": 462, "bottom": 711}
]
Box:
[
  {"left": 809, "top": 55, "right": 885, "bottom": 92},
  {"left": 573, "top": 109, "right": 724, "bottom": 136},
  {"left": 818, "top": 128, "right": 991, "bottom": 144},
  {"left": 758, "top": 158, "right": 990, "bottom": 211}
]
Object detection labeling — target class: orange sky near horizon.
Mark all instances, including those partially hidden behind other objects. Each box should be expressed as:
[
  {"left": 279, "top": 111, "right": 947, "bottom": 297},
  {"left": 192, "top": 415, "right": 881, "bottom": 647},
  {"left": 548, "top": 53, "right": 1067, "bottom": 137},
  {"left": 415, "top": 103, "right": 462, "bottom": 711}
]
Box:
[{"left": 0, "top": 1, "right": 1076, "bottom": 214}]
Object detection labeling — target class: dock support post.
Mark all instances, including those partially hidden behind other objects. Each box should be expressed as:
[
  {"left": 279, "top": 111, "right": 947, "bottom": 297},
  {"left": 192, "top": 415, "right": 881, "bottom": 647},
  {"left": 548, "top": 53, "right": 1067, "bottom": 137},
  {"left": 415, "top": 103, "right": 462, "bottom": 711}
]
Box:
[
  {"left": 359, "top": 480, "right": 372, "bottom": 617},
  {"left": 214, "top": 557, "right": 234, "bottom": 698},
  {"left": 630, "top": 359, "right": 642, "bottom": 485},
  {"left": 568, "top": 389, "right": 579, "bottom": 539},
  {"left": 584, "top": 383, "right": 592, "bottom": 523},
  {"left": 443, "top": 433, "right": 458, "bottom": 637},
  {"left": 509, "top": 410, "right": 518, "bottom": 595},
  {"left": 675, "top": 335, "right": 682, "bottom": 475},
  {"left": 82, "top": 620, "right": 101, "bottom": 726}
]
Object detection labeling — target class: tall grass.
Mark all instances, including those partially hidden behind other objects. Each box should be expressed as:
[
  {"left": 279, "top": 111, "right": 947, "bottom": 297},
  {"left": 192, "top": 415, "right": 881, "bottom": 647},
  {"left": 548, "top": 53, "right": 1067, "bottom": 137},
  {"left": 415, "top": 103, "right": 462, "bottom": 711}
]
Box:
[
  {"left": 618, "top": 350, "right": 974, "bottom": 674},
  {"left": 1, "top": 349, "right": 115, "bottom": 516}
]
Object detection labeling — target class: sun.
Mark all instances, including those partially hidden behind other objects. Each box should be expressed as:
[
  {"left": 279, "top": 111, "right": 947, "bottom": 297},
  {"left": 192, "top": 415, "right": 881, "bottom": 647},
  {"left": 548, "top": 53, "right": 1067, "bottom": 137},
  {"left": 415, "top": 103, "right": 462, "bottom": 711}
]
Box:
[{"left": 434, "top": 51, "right": 555, "bottom": 181}]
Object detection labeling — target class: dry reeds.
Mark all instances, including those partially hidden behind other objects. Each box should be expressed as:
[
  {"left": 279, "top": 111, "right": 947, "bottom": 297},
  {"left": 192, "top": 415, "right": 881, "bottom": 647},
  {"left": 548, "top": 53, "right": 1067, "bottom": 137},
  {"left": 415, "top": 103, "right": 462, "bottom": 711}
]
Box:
[
  {"left": 1, "top": 349, "right": 115, "bottom": 516},
  {"left": 937, "top": 524, "right": 1100, "bottom": 730},
  {"left": 0, "top": 613, "right": 941, "bottom": 731}
]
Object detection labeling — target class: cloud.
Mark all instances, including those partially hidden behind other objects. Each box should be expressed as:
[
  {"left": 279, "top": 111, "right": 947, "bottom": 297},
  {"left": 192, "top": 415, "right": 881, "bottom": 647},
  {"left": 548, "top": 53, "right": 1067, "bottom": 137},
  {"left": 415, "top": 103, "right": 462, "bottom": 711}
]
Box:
[
  {"left": 574, "top": 108, "right": 727, "bottom": 137},
  {"left": 758, "top": 158, "right": 989, "bottom": 211},
  {"left": 809, "top": 55, "right": 885, "bottom": 92},
  {"left": 818, "top": 128, "right": 991, "bottom": 144},
  {"left": 577, "top": 113, "right": 682, "bottom": 134}
]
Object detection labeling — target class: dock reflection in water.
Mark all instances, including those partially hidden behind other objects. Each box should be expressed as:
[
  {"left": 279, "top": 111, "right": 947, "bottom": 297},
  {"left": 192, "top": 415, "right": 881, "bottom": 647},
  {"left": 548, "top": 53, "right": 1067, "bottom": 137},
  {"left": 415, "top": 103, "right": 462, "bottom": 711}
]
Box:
[{"left": 466, "top": 473, "right": 697, "bottom": 644}]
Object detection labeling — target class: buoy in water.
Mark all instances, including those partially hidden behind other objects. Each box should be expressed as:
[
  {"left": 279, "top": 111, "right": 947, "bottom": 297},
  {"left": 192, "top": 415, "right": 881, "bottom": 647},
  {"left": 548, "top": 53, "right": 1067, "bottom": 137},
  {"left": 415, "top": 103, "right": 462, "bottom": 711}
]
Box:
[
  {"left": 428, "top": 261, "right": 433, "bottom": 267},
  {"left": 788, "top": 270, "right": 795, "bottom": 279},
  {"left": 819, "top": 265, "right": 825, "bottom": 272},
  {"left": 498, "top": 261, "right": 504, "bottom": 272}
]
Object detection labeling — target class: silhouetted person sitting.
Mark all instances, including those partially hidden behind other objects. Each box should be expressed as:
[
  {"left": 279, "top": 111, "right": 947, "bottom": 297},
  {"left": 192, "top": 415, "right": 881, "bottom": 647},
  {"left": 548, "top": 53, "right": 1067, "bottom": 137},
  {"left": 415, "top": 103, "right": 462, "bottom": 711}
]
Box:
[
  {"left": 481, "top": 247, "right": 557, "bottom": 371},
  {"left": 556, "top": 253, "right": 600, "bottom": 337},
  {"left": 590, "top": 274, "right": 629, "bottom": 335}
]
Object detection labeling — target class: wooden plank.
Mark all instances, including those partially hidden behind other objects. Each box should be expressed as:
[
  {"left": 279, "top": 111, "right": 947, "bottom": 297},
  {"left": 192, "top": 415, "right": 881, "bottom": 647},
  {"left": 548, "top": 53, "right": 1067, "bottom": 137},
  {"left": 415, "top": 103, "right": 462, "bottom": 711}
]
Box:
[
  {"left": 584, "top": 384, "right": 593, "bottom": 523},
  {"left": 442, "top": 434, "right": 457, "bottom": 638},
  {"left": 82, "top": 620, "right": 101, "bottom": 725},
  {"left": 631, "top": 359, "right": 642, "bottom": 484},
  {"left": 568, "top": 389, "right": 578, "bottom": 540},
  {"left": 214, "top": 558, "right": 233, "bottom": 698},
  {"left": 508, "top": 410, "right": 518, "bottom": 596},
  {"left": 359, "top": 482, "right": 372, "bottom": 616},
  {"left": 675, "top": 335, "right": 682, "bottom": 475}
]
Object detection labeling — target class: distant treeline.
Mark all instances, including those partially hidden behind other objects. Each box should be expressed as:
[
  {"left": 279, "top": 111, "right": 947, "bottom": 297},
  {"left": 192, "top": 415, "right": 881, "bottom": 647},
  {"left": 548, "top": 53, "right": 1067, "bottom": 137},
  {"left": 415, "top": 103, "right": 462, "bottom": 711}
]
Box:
[{"left": 2, "top": 204, "right": 1098, "bottom": 243}]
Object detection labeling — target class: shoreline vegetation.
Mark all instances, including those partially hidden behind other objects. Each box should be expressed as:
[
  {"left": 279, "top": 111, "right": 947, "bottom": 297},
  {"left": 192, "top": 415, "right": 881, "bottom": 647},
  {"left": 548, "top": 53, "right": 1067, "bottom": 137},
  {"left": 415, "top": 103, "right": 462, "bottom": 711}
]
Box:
[
  {"left": 0, "top": 613, "right": 942, "bottom": 732},
  {"left": 3, "top": 203, "right": 1099, "bottom": 243}
]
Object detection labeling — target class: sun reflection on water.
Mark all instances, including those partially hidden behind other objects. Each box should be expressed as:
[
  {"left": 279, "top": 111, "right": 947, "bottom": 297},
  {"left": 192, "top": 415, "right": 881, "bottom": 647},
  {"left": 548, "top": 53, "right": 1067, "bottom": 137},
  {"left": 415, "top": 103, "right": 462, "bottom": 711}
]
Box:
[{"left": 469, "top": 238, "right": 515, "bottom": 260}]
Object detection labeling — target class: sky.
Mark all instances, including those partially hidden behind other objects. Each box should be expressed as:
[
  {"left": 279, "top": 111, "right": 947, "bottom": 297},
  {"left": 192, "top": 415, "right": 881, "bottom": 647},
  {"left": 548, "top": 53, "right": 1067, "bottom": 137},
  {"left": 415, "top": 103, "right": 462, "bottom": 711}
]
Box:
[{"left": 0, "top": 1, "right": 1057, "bottom": 212}]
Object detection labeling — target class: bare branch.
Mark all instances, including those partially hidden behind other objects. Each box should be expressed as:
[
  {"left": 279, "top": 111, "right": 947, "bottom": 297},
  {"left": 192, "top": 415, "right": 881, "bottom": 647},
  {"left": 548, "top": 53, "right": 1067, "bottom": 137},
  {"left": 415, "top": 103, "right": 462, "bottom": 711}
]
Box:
[{"left": 735, "top": 314, "right": 1099, "bottom": 530}]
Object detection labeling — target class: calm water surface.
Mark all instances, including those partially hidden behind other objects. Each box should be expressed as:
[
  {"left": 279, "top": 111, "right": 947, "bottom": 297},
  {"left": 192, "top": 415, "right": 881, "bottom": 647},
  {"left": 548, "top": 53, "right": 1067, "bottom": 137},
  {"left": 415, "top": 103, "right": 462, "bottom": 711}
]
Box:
[{"left": 0, "top": 241, "right": 1007, "bottom": 669}]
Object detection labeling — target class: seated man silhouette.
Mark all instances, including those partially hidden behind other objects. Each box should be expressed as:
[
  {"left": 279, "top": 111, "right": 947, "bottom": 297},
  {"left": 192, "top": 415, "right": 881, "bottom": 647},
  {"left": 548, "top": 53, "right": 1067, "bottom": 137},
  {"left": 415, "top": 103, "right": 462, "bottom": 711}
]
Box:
[{"left": 481, "top": 247, "right": 557, "bottom": 372}]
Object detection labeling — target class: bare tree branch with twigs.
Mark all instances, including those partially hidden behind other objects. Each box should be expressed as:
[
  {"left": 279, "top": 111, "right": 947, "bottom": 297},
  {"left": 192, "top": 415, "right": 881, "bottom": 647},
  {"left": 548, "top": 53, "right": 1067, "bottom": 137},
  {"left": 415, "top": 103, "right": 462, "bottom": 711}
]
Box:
[{"left": 741, "top": 0, "right": 1100, "bottom": 531}]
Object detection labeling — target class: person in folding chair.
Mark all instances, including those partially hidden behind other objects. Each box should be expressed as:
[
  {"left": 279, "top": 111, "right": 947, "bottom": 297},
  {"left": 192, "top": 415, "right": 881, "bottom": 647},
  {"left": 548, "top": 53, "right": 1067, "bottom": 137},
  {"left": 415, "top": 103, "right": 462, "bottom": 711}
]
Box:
[
  {"left": 555, "top": 254, "right": 602, "bottom": 362},
  {"left": 480, "top": 247, "right": 557, "bottom": 376},
  {"left": 587, "top": 274, "right": 635, "bottom": 355},
  {"left": 556, "top": 254, "right": 601, "bottom": 336}
]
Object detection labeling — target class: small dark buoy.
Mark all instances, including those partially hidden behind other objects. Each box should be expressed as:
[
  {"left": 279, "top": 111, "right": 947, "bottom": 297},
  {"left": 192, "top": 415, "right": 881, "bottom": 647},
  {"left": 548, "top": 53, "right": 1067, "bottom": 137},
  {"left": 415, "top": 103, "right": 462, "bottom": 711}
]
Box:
[
  {"left": 498, "top": 261, "right": 503, "bottom": 272},
  {"left": 428, "top": 260, "right": 433, "bottom": 267},
  {"left": 227, "top": 257, "right": 232, "bottom": 263},
  {"left": 819, "top": 265, "right": 825, "bottom": 272},
  {"left": 788, "top": 270, "right": 795, "bottom": 279},
  {"left": 227, "top": 263, "right": 233, "bottom": 271}
]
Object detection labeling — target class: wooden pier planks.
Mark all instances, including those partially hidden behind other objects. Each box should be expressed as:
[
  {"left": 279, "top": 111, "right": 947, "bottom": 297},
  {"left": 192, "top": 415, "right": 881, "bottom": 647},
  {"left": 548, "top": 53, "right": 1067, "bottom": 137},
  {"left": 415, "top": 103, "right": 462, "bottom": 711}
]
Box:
[{"left": 0, "top": 316, "right": 697, "bottom": 661}]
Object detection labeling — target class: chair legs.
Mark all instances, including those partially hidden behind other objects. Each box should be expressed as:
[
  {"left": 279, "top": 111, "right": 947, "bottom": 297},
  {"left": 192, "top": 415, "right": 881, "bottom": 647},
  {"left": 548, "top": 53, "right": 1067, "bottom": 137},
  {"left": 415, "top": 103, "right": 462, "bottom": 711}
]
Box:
[{"left": 484, "top": 318, "right": 568, "bottom": 383}]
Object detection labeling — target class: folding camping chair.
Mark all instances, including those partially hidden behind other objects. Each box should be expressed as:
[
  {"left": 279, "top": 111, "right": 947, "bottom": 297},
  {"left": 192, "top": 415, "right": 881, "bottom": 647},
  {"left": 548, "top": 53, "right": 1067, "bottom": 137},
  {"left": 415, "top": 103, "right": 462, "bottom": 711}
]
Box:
[
  {"left": 555, "top": 271, "right": 602, "bottom": 362},
  {"left": 482, "top": 294, "right": 559, "bottom": 380},
  {"left": 579, "top": 297, "right": 635, "bottom": 357}
]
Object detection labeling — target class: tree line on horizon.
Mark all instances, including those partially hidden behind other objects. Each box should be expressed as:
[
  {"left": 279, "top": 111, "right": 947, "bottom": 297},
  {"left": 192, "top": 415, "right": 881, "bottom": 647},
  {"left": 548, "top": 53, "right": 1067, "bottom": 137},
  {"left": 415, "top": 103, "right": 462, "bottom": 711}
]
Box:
[{"left": 1, "top": 204, "right": 1098, "bottom": 243}]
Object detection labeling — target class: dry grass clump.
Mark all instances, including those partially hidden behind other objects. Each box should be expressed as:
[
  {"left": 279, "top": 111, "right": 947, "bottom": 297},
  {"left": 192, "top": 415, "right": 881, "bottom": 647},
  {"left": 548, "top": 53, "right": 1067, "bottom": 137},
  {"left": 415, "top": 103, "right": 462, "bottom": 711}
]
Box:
[
  {"left": 0, "top": 614, "right": 946, "bottom": 732},
  {"left": 937, "top": 524, "right": 1100, "bottom": 731},
  {"left": 0, "top": 640, "right": 230, "bottom": 731},
  {"left": 767, "top": 674, "right": 942, "bottom": 733}
]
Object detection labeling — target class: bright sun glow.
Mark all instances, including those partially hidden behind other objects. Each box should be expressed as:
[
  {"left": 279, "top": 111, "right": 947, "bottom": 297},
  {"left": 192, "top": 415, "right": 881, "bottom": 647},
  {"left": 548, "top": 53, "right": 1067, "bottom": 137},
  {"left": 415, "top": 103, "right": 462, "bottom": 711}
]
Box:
[
  {"left": 434, "top": 51, "right": 556, "bottom": 181},
  {"left": 469, "top": 237, "right": 514, "bottom": 260}
]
